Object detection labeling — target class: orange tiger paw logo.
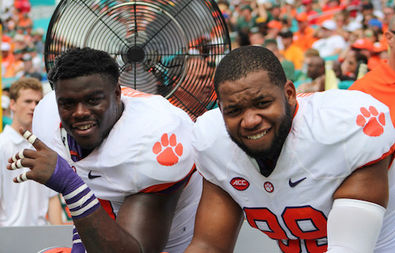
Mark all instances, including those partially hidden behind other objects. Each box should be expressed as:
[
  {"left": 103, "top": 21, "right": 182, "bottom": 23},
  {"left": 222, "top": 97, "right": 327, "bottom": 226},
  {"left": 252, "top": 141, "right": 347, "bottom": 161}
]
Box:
[
  {"left": 153, "top": 133, "right": 183, "bottom": 166},
  {"left": 356, "top": 106, "right": 386, "bottom": 137}
]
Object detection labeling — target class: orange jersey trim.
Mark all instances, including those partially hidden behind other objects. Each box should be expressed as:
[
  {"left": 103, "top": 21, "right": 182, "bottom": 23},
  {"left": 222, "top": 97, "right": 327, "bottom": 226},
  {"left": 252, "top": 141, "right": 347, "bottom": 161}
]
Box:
[
  {"left": 140, "top": 165, "right": 196, "bottom": 193},
  {"left": 121, "top": 86, "right": 153, "bottom": 98},
  {"left": 358, "top": 142, "right": 395, "bottom": 170}
]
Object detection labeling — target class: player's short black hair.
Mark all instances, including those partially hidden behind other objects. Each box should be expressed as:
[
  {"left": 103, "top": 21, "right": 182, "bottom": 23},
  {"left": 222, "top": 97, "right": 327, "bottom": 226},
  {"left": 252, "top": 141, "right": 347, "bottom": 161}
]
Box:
[
  {"left": 214, "top": 46, "right": 287, "bottom": 99},
  {"left": 48, "top": 47, "right": 120, "bottom": 89}
]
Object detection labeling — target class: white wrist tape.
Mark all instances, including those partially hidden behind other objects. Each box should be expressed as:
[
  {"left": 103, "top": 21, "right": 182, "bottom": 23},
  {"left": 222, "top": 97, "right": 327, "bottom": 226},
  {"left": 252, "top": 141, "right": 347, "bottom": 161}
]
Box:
[{"left": 326, "top": 198, "right": 386, "bottom": 253}]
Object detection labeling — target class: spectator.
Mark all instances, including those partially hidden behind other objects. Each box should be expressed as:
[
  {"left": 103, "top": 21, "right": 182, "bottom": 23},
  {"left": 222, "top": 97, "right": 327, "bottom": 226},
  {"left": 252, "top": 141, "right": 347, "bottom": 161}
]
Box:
[
  {"left": 312, "top": 19, "right": 347, "bottom": 58},
  {"left": 1, "top": 87, "right": 12, "bottom": 130},
  {"left": 1, "top": 42, "right": 15, "bottom": 78},
  {"left": 266, "top": 19, "right": 282, "bottom": 40},
  {"left": 264, "top": 39, "right": 295, "bottom": 81},
  {"left": 368, "top": 41, "right": 388, "bottom": 70},
  {"left": 16, "top": 53, "right": 43, "bottom": 80},
  {"left": 381, "top": 6, "right": 395, "bottom": 32},
  {"left": 339, "top": 49, "right": 368, "bottom": 81},
  {"left": 349, "top": 15, "right": 395, "bottom": 126},
  {"left": 249, "top": 29, "right": 266, "bottom": 46},
  {"left": 235, "top": 5, "right": 258, "bottom": 32},
  {"left": 279, "top": 30, "right": 304, "bottom": 70},
  {"left": 293, "top": 12, "right": 317, "bottom": 51},
  {"left": 350, "top": 38, "right": 374, "bottom": 63},
  {"left": 294, "top": 48, "right": 321, "bottom": 86},
  {"left": 0, "top": 77, "right": 63, "bottom": 226},
  {"left": 297, "top": 55, "right": 326, "bottom": 93},
  {"left": 31, "top": 28, "right": 45, "bottom": 56}
]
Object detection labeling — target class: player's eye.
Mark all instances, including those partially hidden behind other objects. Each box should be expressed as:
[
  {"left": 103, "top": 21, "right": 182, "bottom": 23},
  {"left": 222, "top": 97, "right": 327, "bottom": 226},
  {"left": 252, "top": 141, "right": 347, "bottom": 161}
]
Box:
[
  {"left": 58, "top": 99, "right": 75, "bottom": 109},
  {"left": 87, "top": 97, "right": 102, "bottom": 105},
  {"left": 223, "top": 107, "right": 241, "bottom": 117}
]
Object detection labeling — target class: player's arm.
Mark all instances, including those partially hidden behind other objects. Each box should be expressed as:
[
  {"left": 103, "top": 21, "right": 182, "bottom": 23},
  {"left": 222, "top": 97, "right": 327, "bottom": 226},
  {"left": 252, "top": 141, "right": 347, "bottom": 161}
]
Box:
[
  {"left": 327, "top": 156, "right": 392, "bottom": 253},
  {"left": 185, "top": 178, "right": 244, "bottom": 253},
  {"left": 74, "top": 184, "right": 184, "bottom": 253},
  {"left": 6, "top": 130, "right": 180, "bottom": 253}
]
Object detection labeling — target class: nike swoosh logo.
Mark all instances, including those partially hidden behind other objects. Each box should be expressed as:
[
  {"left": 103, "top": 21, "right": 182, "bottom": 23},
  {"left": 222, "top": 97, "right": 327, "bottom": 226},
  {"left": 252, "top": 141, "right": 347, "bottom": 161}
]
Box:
[
  {"left": 88, "top": 170, "right": 101, "bottom": 179},
  {"left": 289, "top": 177, "right": 306, "bottom": 187}
]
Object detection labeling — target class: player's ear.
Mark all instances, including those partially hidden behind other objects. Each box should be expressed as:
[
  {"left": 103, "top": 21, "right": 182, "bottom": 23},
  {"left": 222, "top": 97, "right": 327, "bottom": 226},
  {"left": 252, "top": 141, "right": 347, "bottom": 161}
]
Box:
[
  {"left": 284, "top": 80, "right": 296, "bottom": 107},
  {"left": 115, "top": 84, "right": 121, "bottom": 100}
]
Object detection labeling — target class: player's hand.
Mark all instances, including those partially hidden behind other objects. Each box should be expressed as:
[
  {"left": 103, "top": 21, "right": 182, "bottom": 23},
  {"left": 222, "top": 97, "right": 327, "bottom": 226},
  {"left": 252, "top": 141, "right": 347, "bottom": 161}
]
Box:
[{"left": 7, "top": 129, "right": 58, "bottom": 184}]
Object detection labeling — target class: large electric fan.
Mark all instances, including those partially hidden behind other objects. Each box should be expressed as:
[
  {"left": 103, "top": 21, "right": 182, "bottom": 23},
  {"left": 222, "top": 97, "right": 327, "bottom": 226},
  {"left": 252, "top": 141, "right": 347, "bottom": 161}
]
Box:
[{"left": 44, "top": 0, "right": 231, "bottom": 120}]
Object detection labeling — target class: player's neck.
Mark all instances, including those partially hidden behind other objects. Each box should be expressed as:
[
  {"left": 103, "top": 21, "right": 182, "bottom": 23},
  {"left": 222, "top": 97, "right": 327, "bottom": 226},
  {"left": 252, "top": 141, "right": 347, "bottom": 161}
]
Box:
[{"left": 256, "top": 157, "right": 277, "bottom": 177}]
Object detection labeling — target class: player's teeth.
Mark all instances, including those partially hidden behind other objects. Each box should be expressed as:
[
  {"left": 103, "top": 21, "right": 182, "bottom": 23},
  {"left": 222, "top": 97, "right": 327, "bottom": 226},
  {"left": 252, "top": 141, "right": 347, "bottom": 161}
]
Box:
[
  {"left": 247, "top": 130, "right": 268, "bottom": 140},
  {"left": 77, "top": 124, "right": 92, "bottom": 130}
]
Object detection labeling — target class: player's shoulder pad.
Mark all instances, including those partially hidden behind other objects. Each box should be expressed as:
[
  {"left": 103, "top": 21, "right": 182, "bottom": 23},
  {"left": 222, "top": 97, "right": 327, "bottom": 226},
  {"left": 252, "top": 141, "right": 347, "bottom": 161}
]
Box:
[
  {"left": 192, "top": 108, "right": 238, "bottom": 182},
  {"left": 296, "top": 90, "right": 392, "bottom": 143},
  {"left": 193, "top": 108, "right": 228, "bottom": 151},
  {"left": 296, "top": 90, "right": 395, "bottom": 169},
  {"left": 32, "top": 91, "right": 61, "bottom": 148},
  {"left": 97, "top": 95, "right": 195, "bottom": 182}
]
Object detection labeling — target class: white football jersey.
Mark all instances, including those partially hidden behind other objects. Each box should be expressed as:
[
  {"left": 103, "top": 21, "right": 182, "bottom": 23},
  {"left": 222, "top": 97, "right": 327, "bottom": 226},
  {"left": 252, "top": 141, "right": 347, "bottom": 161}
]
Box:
[
  {"left": 33, "top": 88, "right": 202, "bottom": 252},
  {"left": 193, "top": 90, "right": 395, "bottom": 253}
]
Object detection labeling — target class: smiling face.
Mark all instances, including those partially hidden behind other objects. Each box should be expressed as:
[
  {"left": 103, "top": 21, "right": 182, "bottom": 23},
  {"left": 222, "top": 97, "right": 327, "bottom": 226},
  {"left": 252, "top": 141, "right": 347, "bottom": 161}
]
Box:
[
  {"left": 218, "top": 70, "right": 296, "bottom": 160},
  {"left": 55, "top": 73, "right": 122, "bottom": 150}
]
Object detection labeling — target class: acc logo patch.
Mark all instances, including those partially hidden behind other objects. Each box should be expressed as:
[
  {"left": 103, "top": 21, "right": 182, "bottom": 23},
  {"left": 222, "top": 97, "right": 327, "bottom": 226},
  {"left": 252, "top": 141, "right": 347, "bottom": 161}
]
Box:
[{"left": 230, "top": 177, "right": 250, "bottom": 191}]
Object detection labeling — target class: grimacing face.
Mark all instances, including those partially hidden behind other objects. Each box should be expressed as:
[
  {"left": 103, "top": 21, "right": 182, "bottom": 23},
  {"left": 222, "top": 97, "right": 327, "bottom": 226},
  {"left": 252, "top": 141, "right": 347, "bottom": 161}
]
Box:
[
  {"left": 218, "top": 70, "right": 296, "bottom": 160},
  {"left": 55, "top": 74, "right": 122, "bottom": 150}
]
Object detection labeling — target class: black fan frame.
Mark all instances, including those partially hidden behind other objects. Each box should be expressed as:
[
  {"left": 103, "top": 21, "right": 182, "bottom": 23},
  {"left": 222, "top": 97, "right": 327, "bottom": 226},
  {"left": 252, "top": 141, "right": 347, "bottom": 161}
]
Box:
[{"left": 44, "top": 0, "right": 231, "bottom": 120}]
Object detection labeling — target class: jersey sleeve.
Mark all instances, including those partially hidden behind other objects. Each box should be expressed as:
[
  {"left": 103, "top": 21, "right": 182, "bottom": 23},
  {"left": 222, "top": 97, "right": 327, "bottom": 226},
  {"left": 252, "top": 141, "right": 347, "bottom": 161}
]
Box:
[{"left": 306, "top": 90, "right": 395, "bottom": 172}]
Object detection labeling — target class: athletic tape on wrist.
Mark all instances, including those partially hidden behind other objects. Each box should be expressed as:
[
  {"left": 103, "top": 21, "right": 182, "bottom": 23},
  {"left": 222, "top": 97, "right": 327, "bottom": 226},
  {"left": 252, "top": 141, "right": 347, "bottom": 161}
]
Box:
[{"left": 46, "top": 155, "right": 100, "bottom": 219}]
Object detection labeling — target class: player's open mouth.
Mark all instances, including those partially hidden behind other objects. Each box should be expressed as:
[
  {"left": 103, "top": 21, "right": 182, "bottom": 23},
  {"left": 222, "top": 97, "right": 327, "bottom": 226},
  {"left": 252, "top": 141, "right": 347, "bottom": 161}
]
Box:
[
  {"left": 246, "top": 129, "right": 269, "bottom": 140},
  {"left": 72, "top": 123, "right": 97, "bottom": 136},
  {"left": 75, "top": 124, "right": 94, "bottom": 130}
]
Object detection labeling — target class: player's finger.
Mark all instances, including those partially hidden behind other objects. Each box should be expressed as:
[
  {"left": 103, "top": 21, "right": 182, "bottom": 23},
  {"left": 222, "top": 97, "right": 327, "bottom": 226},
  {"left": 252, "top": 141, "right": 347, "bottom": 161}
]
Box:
[
  {"left": 8, "top": 157, "right": 37, "bottom": 171},
  {"left": 8, "top": 149, "right": 37, "bottom": 164},
  {"left": 20, "top": 130, "right": 47, "bottom": 151},
  {"left": 22, "top": 130, "right": 38, "bottom": 145},
  {"left": 13, "top": 171, "right": 30, "bottom": 183},
  {"left": 11, "top": 150, "right": 25, "bottom": 162},
  {"left": 13, "top": 159, "right": 24, "bottom": 170}
]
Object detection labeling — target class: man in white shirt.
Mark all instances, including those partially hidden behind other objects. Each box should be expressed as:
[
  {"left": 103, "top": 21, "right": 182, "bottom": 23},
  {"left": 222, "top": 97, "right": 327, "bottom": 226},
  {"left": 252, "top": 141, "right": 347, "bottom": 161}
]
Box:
[
  {"left": 0, "top": 77, "right": 62, "bottom": 226},
  {"left": 312, "top": 19, "right": 346, "bottom": 58}
]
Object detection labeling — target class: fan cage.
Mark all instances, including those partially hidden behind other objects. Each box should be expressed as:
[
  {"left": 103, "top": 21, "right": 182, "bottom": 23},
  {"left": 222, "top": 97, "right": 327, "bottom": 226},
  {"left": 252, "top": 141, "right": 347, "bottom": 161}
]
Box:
[{"left": 45, "top": 0, "right": 231, "bottom": 120}]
